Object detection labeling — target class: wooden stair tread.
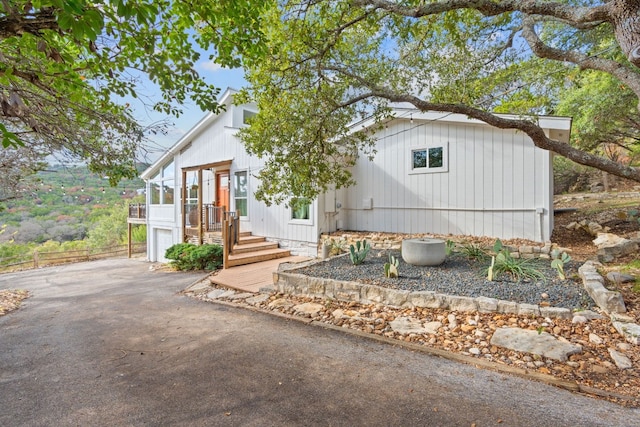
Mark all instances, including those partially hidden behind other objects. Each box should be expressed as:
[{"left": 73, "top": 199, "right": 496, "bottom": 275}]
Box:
[
  {"left": 238, "top": 235, "right": 266, "bottom": 244},
  {"left": 227, "top": 248, "right": 291, "bottom": 267},
  {"left": 232, "top": 241, "right": 279, "bottom": 254}
]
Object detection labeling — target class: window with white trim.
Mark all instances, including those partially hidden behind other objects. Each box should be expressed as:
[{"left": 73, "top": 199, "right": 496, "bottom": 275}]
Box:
[
  {"left": 289, "top": 197, "right": 313, "bottom": 225},
  {"left": 243, "top": 109, "right": 257, "bottom": 125},
  {"left": 150, "top": 160, "right": 175, "bottom": 204},
  {"left": 234, "top": 171, "right": 248, "bottom": 217},
  {"left": 410, "top": 143, "right": 448, "bottom": 174}
]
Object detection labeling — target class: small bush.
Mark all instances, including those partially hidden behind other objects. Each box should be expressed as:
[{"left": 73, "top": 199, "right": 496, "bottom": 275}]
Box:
[
  {"left": 486, "top": 239, "right": 545, "bottom": 283},
  {"left": 164, "top": 243, "right": 223, "bottom": 271},
  {"left": 459, "top": 242, "right": 488, "bottom": 262}
]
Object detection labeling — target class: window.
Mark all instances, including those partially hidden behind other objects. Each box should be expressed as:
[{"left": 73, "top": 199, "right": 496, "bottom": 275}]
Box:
[
  {"left": 291, "top": 198, "right": 310, "bottom": 220},
  {"left": 234, "top": 171, "right": 248, "bottom": 217},
  {"left": 243, "top": 109, "right": 257, "bottom": 125},
  {"left": 410, "top": 144, "right": 448, "bottom": 174},
  {"left": 289, "top": 197, "right": 313, "bottom": 224},
  {"left": 150, "top": 160, "right": 175, "bottom": 204}
]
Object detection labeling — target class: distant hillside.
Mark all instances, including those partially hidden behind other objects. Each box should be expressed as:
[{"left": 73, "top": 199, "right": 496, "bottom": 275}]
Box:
[{"left": 0, "top": 165, "right": 148, "bottom": 244}]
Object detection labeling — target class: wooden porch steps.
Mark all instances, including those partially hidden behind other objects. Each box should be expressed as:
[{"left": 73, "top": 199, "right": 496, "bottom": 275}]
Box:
[
  {"left": 237, "top": 234, "right": 270, "bottom": 245},
  {"left": 227, "top": 247, "right": 291, "bottom": 268},
  {"left": 225, "top": 232, "right": 291, "bottom": 268},
  {"left": 231, "top": 240, "right": 280, "bottom": 254}
]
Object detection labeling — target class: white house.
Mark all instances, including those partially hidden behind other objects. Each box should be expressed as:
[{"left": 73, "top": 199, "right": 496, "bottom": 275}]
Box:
[{"left": 140, "top": 88, "right": 571, "bottom": 264}]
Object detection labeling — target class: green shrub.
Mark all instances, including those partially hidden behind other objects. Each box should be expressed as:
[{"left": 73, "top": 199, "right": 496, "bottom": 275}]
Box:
[
  {"left": 486, "top": 239, "right": 545, "bottom": 283},
  {"left": 459, "top": 242, "right": 489, "bottom": 261},
  {"left": 164, "top": 243, "right": 223, "bottom": 271}
]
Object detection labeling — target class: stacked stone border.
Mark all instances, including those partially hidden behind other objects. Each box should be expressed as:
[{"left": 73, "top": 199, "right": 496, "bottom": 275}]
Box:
[
  {"left": 320, "top": 233, "right": 566, "bottom": 260},
  {"left": 275, "top": 257, "right": 640, "bottom": 344}
]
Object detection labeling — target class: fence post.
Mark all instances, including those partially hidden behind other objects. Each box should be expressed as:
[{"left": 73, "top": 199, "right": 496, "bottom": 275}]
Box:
[{"left": 33, "top": 250, "right": 39, "bottom": 268}]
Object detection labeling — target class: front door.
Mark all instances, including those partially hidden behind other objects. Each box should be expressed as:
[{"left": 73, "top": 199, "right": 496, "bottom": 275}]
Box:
[{"left": 215, "top": 171, "right": 230, "bottom": 220}]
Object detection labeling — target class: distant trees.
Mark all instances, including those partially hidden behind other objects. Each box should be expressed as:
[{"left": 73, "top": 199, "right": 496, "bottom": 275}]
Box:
[{"left": 0, "top": 0, "right": 266, "bottom": 189}]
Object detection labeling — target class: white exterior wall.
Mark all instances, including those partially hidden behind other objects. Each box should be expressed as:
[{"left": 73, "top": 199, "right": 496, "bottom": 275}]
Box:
[
  {"left": 144, "top": 101, "right": 321, "bottom": 259},
  {"left": 336, "top": 118, "right": 553, "bottom": 242}
]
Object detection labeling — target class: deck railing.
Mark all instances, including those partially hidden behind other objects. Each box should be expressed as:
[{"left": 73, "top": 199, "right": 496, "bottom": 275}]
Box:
[
  {"left": 128, "top": 203, "right": 146, "bottom": 219},
  {"left": 184, "top": 204, "right": 237, "bottom": 241}
]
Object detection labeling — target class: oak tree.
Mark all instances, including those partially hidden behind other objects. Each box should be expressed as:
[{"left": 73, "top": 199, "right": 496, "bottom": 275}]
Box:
[
  {"left": 240, "top": 0, "right": 640, "bottom": 204},
  {"left": 0, "top": 0, "right": 265, "bottom": 195}
]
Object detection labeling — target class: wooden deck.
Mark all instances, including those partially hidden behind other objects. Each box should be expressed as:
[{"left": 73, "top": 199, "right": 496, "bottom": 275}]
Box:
[{"left": 209, "top": 255, "right": 312, "bottom": 293}]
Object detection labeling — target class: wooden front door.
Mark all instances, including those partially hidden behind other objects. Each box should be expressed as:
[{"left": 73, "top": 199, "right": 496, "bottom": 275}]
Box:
[{"left": 216, "top": 171, "right": 230, "bottom": 215}]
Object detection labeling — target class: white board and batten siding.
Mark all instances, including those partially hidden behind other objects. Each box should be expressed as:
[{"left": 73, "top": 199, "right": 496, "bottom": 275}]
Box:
[
  {"left": 337, "top": 113, "right": 564, "bottom": 242},
  {"left": 142, "top": 89, "right": 321, "bottom": 259}
]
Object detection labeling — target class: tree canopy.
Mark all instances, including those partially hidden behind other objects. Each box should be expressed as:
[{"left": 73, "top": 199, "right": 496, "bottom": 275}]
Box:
[
  {"left": 0, "top": 0, "right": 266, "bottom": 197},
  {"left": 239, "top": 0, "right": 640, "bottom": 205}
]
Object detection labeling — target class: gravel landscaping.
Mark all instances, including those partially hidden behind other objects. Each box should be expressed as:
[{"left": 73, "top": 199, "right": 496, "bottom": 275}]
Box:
[{"left": 294, "top": 250, "right": 596, "bottom": 311}]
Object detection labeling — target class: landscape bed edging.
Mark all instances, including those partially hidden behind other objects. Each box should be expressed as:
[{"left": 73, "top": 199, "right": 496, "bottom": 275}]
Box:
[
  {"left": 274, "top": 259, "right": 575, "bottom": 319},
  {"left": 276, "top": 257, "right": 640, "bottom": 343}
]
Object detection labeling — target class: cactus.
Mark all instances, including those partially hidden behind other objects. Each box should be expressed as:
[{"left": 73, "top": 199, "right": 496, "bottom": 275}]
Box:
[
  {"left": 384, "top": 254, "right": 400, "bottom": 278},
  {"left": 349, "top": 239, "right": 370, "bottom": 265},
  {"left": 550, "top": 249, "right": 571, "bottom": 280},
  {"left": 445, "top": 239, "right": 455, "bottom": 256}
]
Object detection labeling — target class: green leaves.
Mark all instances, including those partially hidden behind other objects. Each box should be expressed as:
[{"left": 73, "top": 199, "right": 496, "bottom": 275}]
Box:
[{"left": 1, "top": 0, "right": 268, "bottom": 191}]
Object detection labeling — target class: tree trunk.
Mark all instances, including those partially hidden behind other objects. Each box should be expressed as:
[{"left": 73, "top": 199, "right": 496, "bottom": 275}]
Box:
[{"left": 611, "top": 0, "right": 640, "bottom": 67}]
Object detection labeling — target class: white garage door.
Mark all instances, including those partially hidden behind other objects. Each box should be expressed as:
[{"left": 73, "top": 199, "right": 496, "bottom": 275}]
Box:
[{"left": 155, "top": 229, "right": 173, "bottom": 263}]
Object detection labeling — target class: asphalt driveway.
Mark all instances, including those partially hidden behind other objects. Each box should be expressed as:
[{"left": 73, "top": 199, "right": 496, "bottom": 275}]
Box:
[{"left": 0, "top": 258, "right": 637, "bottom": 426}]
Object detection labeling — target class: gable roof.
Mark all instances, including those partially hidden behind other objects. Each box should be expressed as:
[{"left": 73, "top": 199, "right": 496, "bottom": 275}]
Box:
[{"left": 140, "top": 87, "right": 239, "bottom": 180}]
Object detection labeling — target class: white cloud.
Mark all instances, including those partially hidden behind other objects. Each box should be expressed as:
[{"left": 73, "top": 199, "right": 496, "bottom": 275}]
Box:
[{"left": 198, "top": 60, "right": 222, "bottom": 72}]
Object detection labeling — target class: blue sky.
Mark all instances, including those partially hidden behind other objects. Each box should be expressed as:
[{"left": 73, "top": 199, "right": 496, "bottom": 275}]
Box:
[{"left": 131, "top": 59, "right": 247, "bottom": 164}]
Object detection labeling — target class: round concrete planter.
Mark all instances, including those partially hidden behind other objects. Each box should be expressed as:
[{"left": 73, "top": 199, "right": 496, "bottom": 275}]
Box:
[{"left": 401, "top": 238, "right": 446, "bottom": 266}]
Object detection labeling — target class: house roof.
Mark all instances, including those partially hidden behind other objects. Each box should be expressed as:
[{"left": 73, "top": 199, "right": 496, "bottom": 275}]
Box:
[
  {"left": 351, "top": 107, "right": 572, "bottom": 142},
  {"left": 140, "top": 87, "right": 239, "bottom": 180}
]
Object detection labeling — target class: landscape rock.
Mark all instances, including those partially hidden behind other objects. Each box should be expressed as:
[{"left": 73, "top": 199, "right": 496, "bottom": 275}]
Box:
[
  {"left": 187, "top": 280, "right": 211, "bottom": 293},
  {"left": 293, "top": 302, "right": 325, "bottom": 316},
  {"left": 589, "top": 333, "right": 604, "bottom": 345},
  {"left": 592, "top": 233, "right": 639, "bottom": 262},
  {"left": 268, "top": 298, "right": 294, "bottom": 310},
  {"left": 608, "top": 348, "right": 633, "bottom": 370},
  {"left": 612, "top": 321, "right": 640, "bottom": 345},
  {"left": 572, "top": 315, "right": 588, "bottom": 324},
  {"left": 227, "top": 292, "right": 255, "bottom": 300},
  {"left": 206, "top": 289, "right": 228, "bottom": 299},
  {"left": 575, "top": 310, "right": 604, "bottom": 320},
  {"left": 390, "top": 317, "right": 428, "bottom": 335},
  {"left": 490, "top": 327, "right": 583, "bottom": 362},
  {"left": 423, "top": 321, "right": 442, "bottom": 335},
  {"left": 606, "top": 272, "right": 637, "bottom": 284},
  {"left": 245, "top": 294, "right": 270, "bottom": 305}
]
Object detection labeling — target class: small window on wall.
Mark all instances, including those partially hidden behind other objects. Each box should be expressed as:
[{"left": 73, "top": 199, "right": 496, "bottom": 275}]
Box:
[
  {"left": 234, "top": 171, "right": 248, "bottom": 217},
  {"left": 410, "top": 143, "right": 448, "bottom": 174},
  {"left": 290, "top": 197, "right": 312, "bottom": 224},
  {"left": 243, "top": 110, "right": 257, "bottom": 125},
  {"left": 291, "top": 198, "right": 310, "bottom": 220}
]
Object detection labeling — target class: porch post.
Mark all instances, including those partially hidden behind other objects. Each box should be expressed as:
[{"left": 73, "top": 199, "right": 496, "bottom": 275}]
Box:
[
  {"left": 127, "top": 222, "right": 132, "bottom": 258},
  {"left": 181, "top": 169, "right": 187, "bottom": 242},
  {"left": 197, "top": 168, "right": 203, "bottom": 245}
]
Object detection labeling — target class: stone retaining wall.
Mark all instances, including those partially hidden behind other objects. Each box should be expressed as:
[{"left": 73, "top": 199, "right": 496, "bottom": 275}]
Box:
[
  {"left": 320, "top": 233, "right": 566, "bottom": 260},
  {"left": 275, "top": 258, "right": 640, "bottom": 343},
  {"left": 274, "top": 263, "right": 573, "bottom": 319}
]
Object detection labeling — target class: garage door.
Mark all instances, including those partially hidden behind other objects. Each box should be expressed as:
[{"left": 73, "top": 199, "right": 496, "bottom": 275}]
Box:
[{"left": 155, "top": 229, "right": 173, "bottom": 263}]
